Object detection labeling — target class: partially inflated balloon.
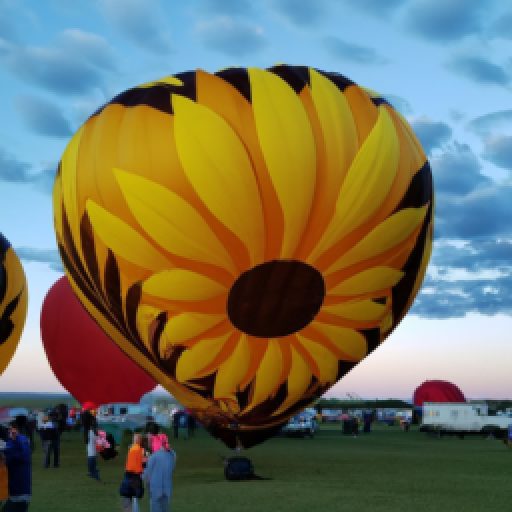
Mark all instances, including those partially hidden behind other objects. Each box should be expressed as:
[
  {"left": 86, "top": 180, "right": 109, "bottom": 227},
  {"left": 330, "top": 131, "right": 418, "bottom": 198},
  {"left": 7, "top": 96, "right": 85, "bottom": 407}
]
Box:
[
  {"left": 413, "top": 380, "right": 466, "bottom": 408},
  {"left": 0, "top": 233, "right": 28, "bottom": 374},
  {"left": 53, "top": 65, "right": 433, "bottom": 448},
  {"left": 40, "top": 276, "right": 156, "bottom": 405}
]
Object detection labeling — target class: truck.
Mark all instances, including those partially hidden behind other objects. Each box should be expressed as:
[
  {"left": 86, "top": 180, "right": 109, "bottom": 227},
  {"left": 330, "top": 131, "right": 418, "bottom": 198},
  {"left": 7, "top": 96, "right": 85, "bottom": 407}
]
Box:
[
  {"left": 96, "top": 402, "right": 156, "bottom": 443},
  {"left": 420, "top": 402, "right": 512, "bottom": 439}
]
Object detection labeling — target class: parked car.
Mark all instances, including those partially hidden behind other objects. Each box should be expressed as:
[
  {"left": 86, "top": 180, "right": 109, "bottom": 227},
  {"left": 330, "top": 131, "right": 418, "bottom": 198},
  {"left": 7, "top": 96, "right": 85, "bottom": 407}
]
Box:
[{"left": 282, "top": 413, "right": 317, "bottom": 438}]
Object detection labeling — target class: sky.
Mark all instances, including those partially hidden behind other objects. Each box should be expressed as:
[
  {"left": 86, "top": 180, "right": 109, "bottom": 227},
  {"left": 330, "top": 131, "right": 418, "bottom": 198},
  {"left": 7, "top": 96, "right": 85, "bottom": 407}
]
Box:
[{"left": 0, "top": 0, "right": 511, "bottom": 400}]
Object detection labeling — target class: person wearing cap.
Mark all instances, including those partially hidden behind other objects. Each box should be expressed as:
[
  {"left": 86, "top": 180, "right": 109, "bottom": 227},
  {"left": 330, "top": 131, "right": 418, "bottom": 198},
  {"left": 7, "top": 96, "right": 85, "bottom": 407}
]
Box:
[
  {"left": 143, "top": 434, "right": 176, "bottom": 512},
  {"left": 3, "top": 421, "right": 32, "bottom": 511}
]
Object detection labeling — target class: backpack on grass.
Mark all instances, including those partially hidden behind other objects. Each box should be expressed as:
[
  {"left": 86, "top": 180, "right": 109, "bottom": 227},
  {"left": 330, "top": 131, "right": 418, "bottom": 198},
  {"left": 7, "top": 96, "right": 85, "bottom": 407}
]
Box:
[{"left": 224, "top": 456, "right": 255, "bottom": 481}]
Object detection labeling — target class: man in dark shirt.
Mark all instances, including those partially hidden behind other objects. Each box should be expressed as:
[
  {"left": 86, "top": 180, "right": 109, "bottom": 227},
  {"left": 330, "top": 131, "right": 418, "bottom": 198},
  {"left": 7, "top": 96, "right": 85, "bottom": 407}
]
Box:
[{"left": 39, "top": 416, "right": 58, "bottom": 468}]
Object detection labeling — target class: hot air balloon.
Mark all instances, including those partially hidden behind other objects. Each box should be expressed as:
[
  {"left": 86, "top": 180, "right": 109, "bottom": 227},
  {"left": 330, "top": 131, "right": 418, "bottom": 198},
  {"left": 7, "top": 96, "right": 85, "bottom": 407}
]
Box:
[
  {"left": 413, "top": 380, "right": 466, "bottom": 408},
  {"left": 40, "top": 276, "right": 156, "bottom": 405},
  {"left": 0, "top": 232, "right": 28, "bottom": 374},
  {"left": 53, "top": 65, "right": 433, "bottom": 448}
]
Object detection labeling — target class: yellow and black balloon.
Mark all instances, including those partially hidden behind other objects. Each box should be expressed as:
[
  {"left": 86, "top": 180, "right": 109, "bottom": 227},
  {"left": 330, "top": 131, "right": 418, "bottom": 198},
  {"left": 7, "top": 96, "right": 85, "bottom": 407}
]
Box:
[
  {"left": 53, "top": 65, "right": 433, "bottom": 448},
  {"left": 0, "top": 233, "right": 28, "bottom": 374}
]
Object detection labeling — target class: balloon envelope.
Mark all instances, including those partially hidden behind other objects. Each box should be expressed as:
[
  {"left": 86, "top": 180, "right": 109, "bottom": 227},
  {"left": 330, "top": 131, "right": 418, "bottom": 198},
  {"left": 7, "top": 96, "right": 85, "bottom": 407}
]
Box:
[
  {"left": 0, "top": 232, "right": 28, "bottom": 375},
  {"left": 53, "top": 65, "right": 433, "bottom": 447},
  {"left": 40, "top": 277, "right": 156, "bottom": 405},
  {"left": 413, "top": 380, "right": 466, "bottom": 408}
]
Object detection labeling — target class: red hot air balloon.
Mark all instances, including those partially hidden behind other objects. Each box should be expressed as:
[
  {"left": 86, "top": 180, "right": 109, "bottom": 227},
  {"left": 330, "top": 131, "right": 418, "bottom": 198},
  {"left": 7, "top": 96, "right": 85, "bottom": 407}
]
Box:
[
  {"left": 413, "top": 380, "right": 466, "bottom": 408},
  {"left": 40, "top": 276, "right": 156, "bottom": 405}
]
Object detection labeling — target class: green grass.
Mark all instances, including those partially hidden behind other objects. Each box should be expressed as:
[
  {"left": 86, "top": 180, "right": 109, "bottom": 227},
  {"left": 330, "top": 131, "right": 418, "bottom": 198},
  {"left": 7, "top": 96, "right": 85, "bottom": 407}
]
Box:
[{"left": 27, "top": 424, "right": 511, "bottom": 512}]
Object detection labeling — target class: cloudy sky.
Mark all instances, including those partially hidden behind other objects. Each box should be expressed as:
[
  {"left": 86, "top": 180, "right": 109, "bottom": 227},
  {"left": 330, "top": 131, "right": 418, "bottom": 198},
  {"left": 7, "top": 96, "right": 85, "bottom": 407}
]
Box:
[{"left": 0, "top": 0, "right": 511, "bottom": 400}]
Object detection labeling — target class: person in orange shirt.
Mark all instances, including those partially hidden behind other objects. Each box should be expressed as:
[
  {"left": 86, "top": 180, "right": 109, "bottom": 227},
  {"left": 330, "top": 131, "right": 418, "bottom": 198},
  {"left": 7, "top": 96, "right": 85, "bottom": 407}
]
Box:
[{"left": 121, "top": 433, "right": 146, "bottom": 512}]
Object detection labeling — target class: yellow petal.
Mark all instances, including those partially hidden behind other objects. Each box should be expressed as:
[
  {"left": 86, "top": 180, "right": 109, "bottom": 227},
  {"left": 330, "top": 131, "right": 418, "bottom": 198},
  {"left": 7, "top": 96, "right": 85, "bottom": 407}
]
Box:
[
  {"left": 381, "top": 311, "right": 393, "bottom": 335},
  {"left": 309, "top": 106, "right": 399, "bottom": 262},
  {"left": 295, "top": 334, "right": 338, "bottom": 385},
  {"left": 175, "top": 333, "right": 231, "bottom": 382},
  {"left": 214, "top": 334, "right": 251, "bottom": 399},
  {"left": 309, "top": 323, "right": 367, "bottom": 361},
  {"left": 138, "top": 76, "right": 183, "bottom": 88},
  {"left": 86, "top": 200, "right": 171, "bottom": 271},
  {"left": 323, "top": 300, "right": 388, "bottom": 323},
  {"left": 297, "top": 69, "right": 358, "bottom": 258},
  {"left": 136, "top": 304, "right": 164, "bottom": 349},
  {"left": 249, "top": 68, "right": 316, "bottom": 258},
  {"left": 160, "top": 312, "right": 225, "bottom": 352},
  {"left": 113, "top": 168, "right": 236, "bottom": 273},
  {"left": 310, "top": 70, "right": 358, "bottom": 184},
  {"left": 326, "top": 206, "right": 428, "bottom": 274},
  {"left": 329, "top": 267, "right": 404, "bottom": 296},
  {"left": 272, "top": 346, "right": 311, "bottom": 416},
  {"left": 394, "top": 220, "right": 433, "bottom": 324},
  {"left": 244, "top": 339, "right": 283, "bottom": 412},
  {"left": 142, "top": 269, "right": 226, "bottom": 302},
  {"left": 172, "top": 95, "right": 265, "bottom": 265},
  {"left": 60, "top": 125, "right": 84, "bottom": 249}
]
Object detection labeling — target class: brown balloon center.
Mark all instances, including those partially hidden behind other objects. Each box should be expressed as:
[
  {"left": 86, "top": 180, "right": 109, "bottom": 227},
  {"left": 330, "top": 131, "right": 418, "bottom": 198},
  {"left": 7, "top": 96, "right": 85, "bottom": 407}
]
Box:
[{"left": 227, "top": 260, "right": 326, "bottom": 338}]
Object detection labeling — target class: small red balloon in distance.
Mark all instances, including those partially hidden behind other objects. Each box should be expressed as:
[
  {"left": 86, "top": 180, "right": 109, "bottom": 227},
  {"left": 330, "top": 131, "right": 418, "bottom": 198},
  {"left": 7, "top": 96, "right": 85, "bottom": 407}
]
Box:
[
  {"left": 40, "top": 276, "right": 156, "bottom": 405},
  {"left": 413, "top": 379, "right": 466, "bottom": 408}
]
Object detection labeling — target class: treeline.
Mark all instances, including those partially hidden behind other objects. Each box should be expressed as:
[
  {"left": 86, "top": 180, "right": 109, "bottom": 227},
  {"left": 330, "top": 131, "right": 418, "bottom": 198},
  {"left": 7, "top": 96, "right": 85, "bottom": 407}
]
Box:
[
  {"left": 314, "top": 398, "right": 412, "bottom": 410},
  {"left": 484, "top": 400, "right": 512, "bottom": 412}
]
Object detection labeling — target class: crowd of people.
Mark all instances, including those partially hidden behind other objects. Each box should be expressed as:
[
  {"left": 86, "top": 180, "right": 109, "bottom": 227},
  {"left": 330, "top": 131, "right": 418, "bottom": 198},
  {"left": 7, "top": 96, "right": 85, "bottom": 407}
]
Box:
[
  {"left": 0, "top": 405, "right": 178, "bottom": 512},
  {"left": 120, "top": 430, "right": 176, "bottom": 512}
]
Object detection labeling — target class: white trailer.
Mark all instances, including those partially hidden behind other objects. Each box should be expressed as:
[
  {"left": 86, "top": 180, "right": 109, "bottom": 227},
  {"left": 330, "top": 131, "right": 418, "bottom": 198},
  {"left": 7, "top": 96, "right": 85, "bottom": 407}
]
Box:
[{"left": 421, "top": 402, "right": 512, "bottom": 438}]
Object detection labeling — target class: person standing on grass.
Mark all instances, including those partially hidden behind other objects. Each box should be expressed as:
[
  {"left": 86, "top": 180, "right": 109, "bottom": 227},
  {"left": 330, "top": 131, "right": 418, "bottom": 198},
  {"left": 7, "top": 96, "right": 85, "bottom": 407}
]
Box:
[
  {"left": 187, "top": 414, "right": 196, "bottom": 438},
  {"left": 121, "top": 433, "right": 146, "bottom": 512},
  {"left": 3, "top": 420, "right": 32, "bottom": 511},
  {"left": 143, "top": 434, "right": 176, "bottom": 512},
  {"left": 82, "top": 410, "right": 100, "bottom": 481},
  {"left": 39, "top": 416, "right": 58, "bottom": 469}
]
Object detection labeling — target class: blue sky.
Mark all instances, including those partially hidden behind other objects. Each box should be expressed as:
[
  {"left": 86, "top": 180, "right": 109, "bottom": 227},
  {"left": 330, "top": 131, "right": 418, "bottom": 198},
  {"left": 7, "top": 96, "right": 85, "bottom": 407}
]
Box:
[{"left": 1, "top": 0, "right": 511, "bottom": 399}]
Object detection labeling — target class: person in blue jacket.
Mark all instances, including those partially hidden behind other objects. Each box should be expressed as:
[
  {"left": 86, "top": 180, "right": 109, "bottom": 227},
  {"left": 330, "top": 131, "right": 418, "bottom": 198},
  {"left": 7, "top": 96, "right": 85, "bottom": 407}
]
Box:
[
  {"left": 143, "top": 434, "right": 176, "bottom": 512},
  {"left": 3, "top": 420, "right": 32, "bottom": 511}
]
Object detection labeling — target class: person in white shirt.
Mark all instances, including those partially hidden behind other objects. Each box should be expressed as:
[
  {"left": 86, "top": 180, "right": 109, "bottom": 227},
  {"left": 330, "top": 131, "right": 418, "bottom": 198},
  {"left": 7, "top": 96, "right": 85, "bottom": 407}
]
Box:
[{"left": 82, "top": 410, "right": 100, "bottom": 480}]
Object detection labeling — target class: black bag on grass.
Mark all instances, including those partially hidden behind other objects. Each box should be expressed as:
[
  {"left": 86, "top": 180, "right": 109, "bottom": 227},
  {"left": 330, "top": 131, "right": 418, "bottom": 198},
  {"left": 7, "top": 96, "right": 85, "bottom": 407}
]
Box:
[{"left": 224, "top": 456, "right": 254, "bottom": 481}]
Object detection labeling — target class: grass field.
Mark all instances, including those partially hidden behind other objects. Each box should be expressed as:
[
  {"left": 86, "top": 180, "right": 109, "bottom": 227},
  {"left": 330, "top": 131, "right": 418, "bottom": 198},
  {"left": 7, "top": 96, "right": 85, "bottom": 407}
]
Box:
[{"left": 25, "top": 423, "right": 511, "bottom": 512}]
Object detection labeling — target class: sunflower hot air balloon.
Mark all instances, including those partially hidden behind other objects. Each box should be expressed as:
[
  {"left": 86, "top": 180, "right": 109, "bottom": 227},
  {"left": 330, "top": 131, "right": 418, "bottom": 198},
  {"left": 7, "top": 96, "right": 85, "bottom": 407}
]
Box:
[
  {"left": 0, "top": 233, "right": 28, "bottom": 374},
  {"left": 53, "top": 65, "right": 433, "bottom": 448}
]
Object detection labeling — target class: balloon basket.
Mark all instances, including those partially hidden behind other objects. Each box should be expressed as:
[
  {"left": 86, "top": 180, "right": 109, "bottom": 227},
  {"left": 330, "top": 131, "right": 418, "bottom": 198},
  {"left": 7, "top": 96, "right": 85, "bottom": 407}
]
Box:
[{"left": 222, "top": 454, "right": 255, "bottom": 481}]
